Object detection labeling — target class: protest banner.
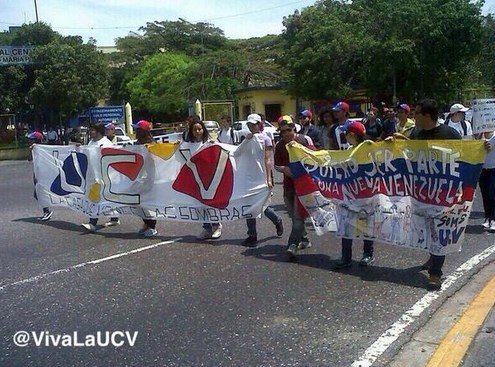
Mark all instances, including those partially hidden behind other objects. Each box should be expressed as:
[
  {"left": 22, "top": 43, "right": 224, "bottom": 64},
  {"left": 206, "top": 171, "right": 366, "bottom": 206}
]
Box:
[
  {"left": 287, "top": 140, "right": 486, "bottom": 255},
  {"left": 32, "top": 137, "right": 270, "bottom": 222},
  {"left": 471, "top": 98, "right": 495, "bottom": 134}
]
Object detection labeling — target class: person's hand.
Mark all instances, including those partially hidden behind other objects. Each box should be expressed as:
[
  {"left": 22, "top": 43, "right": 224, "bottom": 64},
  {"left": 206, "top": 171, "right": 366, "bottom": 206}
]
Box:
[
  {"left": 484, "top": 140, "right": 492, "bottom": 151},
  {"left": 29, "top": 143, "right": 36, "bottom": 150},
  {"left": 246, "top": 133, "right": 253, "bottom": 140},
  {"left": 283, "top": 166, "right": 293, "bottom": 178},
  {"left": 267, "top": 179, "right": 274, "bottom": 190},
  {"left": 392, "top": 132, "right": 409, "bottom": 140}
]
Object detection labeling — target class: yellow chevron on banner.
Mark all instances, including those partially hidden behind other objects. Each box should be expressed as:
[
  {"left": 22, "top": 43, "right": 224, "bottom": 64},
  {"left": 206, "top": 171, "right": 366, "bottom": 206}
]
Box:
[{"left": 147, "top": 142, "right": 181, "bottom": 161}]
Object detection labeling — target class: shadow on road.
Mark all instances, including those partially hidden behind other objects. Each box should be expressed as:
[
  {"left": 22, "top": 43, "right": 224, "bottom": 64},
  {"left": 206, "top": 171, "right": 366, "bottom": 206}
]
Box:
[{"left": 241, "top": 244, "right": 428, "bottom": 289}]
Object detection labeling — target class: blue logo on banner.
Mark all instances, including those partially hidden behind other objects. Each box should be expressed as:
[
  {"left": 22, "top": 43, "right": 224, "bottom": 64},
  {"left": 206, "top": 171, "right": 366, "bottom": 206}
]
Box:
[{"left": 50, "top": 152, "right": 88, "bottom": 195}]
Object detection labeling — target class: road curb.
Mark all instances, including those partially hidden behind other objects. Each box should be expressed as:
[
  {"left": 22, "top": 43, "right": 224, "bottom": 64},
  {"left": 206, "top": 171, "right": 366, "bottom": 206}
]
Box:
[{"left": 388, "top": 260, "right": 495, "bottom": 367}]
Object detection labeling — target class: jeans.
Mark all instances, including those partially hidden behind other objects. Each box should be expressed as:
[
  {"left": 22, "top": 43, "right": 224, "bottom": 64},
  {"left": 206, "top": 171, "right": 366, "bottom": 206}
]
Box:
[
  {"left": 283, "top": 191, "right": 307, "bottom": 246},
  {"left": 203, "top": 222, "right": 220, "bottom": 233},
  {"left": 246, "top": 206, "right": 281, "bottom": 237},
  {"left": 479, "top": 168, "right": 495, "bottom": 220},
  {"left": 341, "top": 238, "right": 374, "bottom": 262},
  {"left": 143, "top": 219, "right": 156, "bottom": 229}
]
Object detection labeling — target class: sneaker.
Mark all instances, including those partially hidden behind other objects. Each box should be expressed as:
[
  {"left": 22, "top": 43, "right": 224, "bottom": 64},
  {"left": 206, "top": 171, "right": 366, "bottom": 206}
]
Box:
[
  {"left": 286, "top": 243, "right": 298, "bottom": 258},
  {"left": 143, "top": 228, "right": 158, "bottom": 237},
  {"left": 197, "top": 229, "right": 212, "bottom": 240},
  {"left": 211, "top": 224, "right": 222, "bottom": 239},
  {"left": 490, "top": 221, "right": 495, "bottom": 232},
  {"left": 482, "top": 219, "right": 490, "bottom": 230},
  {"left": 81, "top": 223, "right": 96, "bottom": 232},
  {"left": 103, "top": 219, "right": 120, "bottom": 227},
  {"left": 241, "top": 236, "right": 258, "bottom": 247},
  {"left": 421, "top": 257, "right": 433, "bottom": 271},
  {"left": 39, "top": 211, "right": 53, "bottom": 221},
  {"left": 298, "top": 240, "right": 312, "bottom": 250},
  {"left": 275, "top": 220, "right": 284, "bottom": 237},
  {"left": 138, "top": 225, "right": 149, "bottom": 236},
  {"left": 359, "top": 255, "right": 375, "bottom": 267},
  {"left": 428, "top": 274, "right": 442, "bottom": 290},
  {"left": 334, "top": 258, "right": 352, "bottom": 269}
]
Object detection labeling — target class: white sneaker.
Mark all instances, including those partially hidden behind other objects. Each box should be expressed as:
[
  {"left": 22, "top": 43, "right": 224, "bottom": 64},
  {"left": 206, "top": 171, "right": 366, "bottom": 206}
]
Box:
[
  {"left": 482, "top": 219, "right": 490, "bottom": 230},
  {"left": 103, "top": 219, "right": 120, "bottom": 227},
  {"left": 81, "top": 223, "right": 96, "bottom": 232},
  {"left": 143, "top": 228, "right": 158, "bottom": 237},
  {"left": 490, "top": 221, "right": 495, "bottom": 232},
  {"left": 39, "top": 211, "right": 53, "bottom": 221},
  {"left": 211, "top": 224, "right": 222, "bottom": 239},
  {"left": 197, "top": 229, "right": 212, "bottom": 240}
]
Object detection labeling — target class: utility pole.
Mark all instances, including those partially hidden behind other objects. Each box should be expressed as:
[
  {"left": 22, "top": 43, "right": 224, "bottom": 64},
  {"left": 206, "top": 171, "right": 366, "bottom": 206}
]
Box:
[{"left": 34, "top": 0, "right": 39, "bottom": 22}]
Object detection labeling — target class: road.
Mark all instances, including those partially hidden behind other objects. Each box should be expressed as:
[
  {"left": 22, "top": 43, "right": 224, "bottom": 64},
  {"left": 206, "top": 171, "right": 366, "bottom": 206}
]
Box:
[{"left": 1, "top": 160, "right": 494, "bottom": 367}]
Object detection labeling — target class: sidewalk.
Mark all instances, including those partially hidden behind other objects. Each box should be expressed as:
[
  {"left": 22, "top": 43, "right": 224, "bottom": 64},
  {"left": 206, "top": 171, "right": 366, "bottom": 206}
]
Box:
[{"left": 389, "top": 261, "right": 495, "bottom": 367}]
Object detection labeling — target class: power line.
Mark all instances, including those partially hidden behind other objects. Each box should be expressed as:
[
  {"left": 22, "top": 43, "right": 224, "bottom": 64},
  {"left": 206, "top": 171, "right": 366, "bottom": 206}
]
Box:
[{"left": 0, "top": 0, "right": 311, "bottom": 31}]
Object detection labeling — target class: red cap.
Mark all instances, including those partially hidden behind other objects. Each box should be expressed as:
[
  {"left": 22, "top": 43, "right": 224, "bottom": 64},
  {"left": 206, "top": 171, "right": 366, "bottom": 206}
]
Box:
[
  {"left": 132, "top": 120, "right": 152, "bottom": 130},
  {"left": 332, "top": 102, "right": 350, "bottom": 112},
  {"left": 343, "top": 121, "right": 366, "bottom": 136}
]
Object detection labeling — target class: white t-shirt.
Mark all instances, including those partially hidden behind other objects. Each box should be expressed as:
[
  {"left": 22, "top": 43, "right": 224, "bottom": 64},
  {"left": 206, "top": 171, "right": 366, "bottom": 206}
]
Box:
[
  {"left": 217, "top": 128, "right": 237, "bottom": 145},
  {"left": 483, "top": 134, "right": 495, "bottom": 169},
  {"left": 445, "top": 119, "right": 473, "bottom": 139},
  {"left": 88, "top": 136, "right": 113, "bottom": 147},
  {"left": 334, "top": 124, "right": 350, "bottom": 150}
]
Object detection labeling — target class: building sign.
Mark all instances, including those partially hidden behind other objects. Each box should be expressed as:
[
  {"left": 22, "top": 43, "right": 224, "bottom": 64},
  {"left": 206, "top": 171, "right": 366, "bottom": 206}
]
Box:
[
  {"left": 0, "top": 46, "right": 35, "bottom": 65},
  {"left": 89, "top": 106, "right": 125, "bottom": 124}
]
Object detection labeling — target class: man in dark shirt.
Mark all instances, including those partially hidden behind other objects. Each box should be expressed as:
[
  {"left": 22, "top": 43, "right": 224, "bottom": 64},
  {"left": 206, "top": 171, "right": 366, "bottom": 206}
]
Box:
[{"left": 402, "top": 99, "right": 461, "bottom": 290}]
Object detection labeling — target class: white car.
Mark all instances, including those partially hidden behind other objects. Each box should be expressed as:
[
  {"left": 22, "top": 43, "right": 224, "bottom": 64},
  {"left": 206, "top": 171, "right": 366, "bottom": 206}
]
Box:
[
  {"left": 232, "top": 120, "right": 280, "bottom": 143},
  {"left": 114, "top": 126, "right": 131, "bottom": 143},
  {"left": 204, "top": 121, "right": 220, "bottom": 133}
]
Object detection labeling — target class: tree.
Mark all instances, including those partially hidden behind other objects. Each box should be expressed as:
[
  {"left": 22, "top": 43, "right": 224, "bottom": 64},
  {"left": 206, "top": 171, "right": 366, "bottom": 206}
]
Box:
[
  {"left": 127, "top": 53, "right": 197, "bottom": 119},
  {"left": 280, "top": 0, "right": 485, "bottom": 104}
]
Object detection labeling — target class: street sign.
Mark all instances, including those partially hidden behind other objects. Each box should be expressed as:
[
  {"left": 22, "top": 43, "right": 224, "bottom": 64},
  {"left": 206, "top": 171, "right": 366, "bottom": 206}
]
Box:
[{"left": 89, "top": 106, "right": 124, "bottom": 124}]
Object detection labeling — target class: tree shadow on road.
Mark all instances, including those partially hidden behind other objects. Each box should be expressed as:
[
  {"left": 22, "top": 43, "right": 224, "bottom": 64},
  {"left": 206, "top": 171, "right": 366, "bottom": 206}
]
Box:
[{"left": 241, "top": 244, "right": 428, "bottom": 289}]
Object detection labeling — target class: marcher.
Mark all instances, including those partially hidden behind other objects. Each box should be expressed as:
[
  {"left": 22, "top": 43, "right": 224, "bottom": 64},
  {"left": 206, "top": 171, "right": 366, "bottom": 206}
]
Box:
[
  {"left": 475, "top": 130, "right": 495, "bottom": 231},
  {"left": 217, "top": 115, "right": 238, "bottom": 145},
  {"left": 444, "top": 103, "right": 473, "bottom": 139},
  {"left": 27, "top": 131, "right": 53, "bottom": 221},
  {"left": 105, "top": 123, "right": 118, "bottom": 144},
  {"left": 395, "top": 103, "right": 415, "bottom": 137},
  {"left": 380, "top": 108, "right": 398, "bottom": 140},
  {"left": 333, "top": 121, "right": 375, "bottom": 269},
  {"left": 81, "top": 123, "right": 120, "bottom": 232},
  {"left": 133, "top": 120, "right": 159, "bottom": 237},
  {"left": 329, "top": 101, "right": 351, "bottom": 150},
  {"left": 274, "top": 116, "right": 315, "bottom": 258},
  {"left": 46, "top": 127, "right": 58, "bottom": 145},
  {"left": 299, "top": 109, "right": 320, "bottom": 148},
  {"left": 317, "top": 106, "right": 335, "bottom": 149},
  {"left": 241, "top": 113, "right": 283, "bottom": 247},
  {"left": 362, "top": 107, "right": 383, "bottom": 141},
  {"left": 395, "top": 99, "right": 462, "bottom": 290},
  {"left": 184, "top": 118, "right": 223, "bottom": 240}
]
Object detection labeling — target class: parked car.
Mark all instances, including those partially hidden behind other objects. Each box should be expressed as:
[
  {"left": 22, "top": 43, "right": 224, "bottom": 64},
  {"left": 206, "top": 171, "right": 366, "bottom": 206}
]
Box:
[
  {"left": 232, "top": 120, "right": 280, "bottom": 143},
  {"left": 204, "top": 121, "right": 220, "bottom": 133},
  {"left": 114, "top": 126, "right": 131, "bottom": 143}
]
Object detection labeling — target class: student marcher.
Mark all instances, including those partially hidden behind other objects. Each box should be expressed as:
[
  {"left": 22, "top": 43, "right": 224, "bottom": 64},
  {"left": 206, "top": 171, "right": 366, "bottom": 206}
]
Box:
[
  {"left": 28, "top": 131, "right": 53, "bottom": 221},
  {"left": 133, "top": 120, "right": 159, "bottom": 237},
  {"left": 241, "top": 113, "right": 283, "bottom": 247},
  {"left": 274, "top": 116, "right": 314, "bottom": 258},
  {"left": 333, "top": 121, "right": 375, "bottom": 269},
  {"left": 81, "top": 123, "right": 120, "bottom": 232},
  {"left": 217, "top": 115, "right": 238, "bottom": 145},
  {"left": 444, "top": 103, "right": 473, "bottom": 139},
  {"left": 105, "top": 123, "right": 118, "bottom": 144},
  {"left": 394, "top": 99, "right": 463, "bottom": 290},
  {"left": 184, "top": 117, "right": 223, "bottom": 240},
  {"left": 475, "top": 130, "right": 495, "bottom": 231}
]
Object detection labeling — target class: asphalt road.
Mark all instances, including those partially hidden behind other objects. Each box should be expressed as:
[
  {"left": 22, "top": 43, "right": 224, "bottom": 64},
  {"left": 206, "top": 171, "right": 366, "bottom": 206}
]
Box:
[{"left": 1, "top": 160, "right": 494, "bottom": 367}]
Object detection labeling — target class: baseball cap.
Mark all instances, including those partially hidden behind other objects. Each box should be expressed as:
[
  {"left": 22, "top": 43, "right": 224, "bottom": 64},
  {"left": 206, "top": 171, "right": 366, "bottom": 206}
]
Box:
[
  {"left": 132, "top": 120, "right": 152, "bottom": 130},
  {"left": 398, "top": 104, "right": 411, "bottom": 113},
  {"left": 300, "top": 109, "right": 313, "bottom": 118},
  {"left": 105, "top": 123, "right": 116, "bottom": 130},
  {"left": 247, "top": 113, "right": 262, "bottom": 124},
  {"left": 28, "top": 131, "right": 43, "bottom": 140},
  {"left": 450, "top": 103, "right": 469, "bottom": 114},
  {"left": 341, "top": 120, "right": 366, "bottom": 136},
  {"left": 332, "top": 102, "right": 350, "bottom": 112},
  {"left": 277, "top": 115, "right": 293, "bottom": 124}
]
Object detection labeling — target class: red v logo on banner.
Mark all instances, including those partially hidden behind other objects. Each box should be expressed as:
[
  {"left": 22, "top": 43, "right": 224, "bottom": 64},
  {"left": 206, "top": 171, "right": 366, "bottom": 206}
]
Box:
[{"left": 172, "top": 145, "right": 234, "bottom": 208}]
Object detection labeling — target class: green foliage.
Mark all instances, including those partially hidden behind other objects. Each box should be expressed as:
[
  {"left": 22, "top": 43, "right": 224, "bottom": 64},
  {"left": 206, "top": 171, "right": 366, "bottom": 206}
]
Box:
[
  {"left": 127, "top": 53, "right": 197, "bottom": 117},
  {"left": 281, "top": 0, "right": 485, "bottom": 104}
]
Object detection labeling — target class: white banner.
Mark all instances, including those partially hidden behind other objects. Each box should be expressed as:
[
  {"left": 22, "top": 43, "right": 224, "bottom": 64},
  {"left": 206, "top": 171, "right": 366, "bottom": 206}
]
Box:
[
  {"left": 33, "top": 138, "right": 270, "bottom": 222},
  {"left": 471, "top": 98, "right": 495, "bottom": 134}
]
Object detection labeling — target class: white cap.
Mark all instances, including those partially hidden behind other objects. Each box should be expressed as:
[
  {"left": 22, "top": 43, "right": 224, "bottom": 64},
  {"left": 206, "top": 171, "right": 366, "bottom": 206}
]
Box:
[
  {"left": 450, "top": 103, "right": 469, "bottom": 114},
  {"left": 246, "top": 113, "right": 262, "bottom": 124}
]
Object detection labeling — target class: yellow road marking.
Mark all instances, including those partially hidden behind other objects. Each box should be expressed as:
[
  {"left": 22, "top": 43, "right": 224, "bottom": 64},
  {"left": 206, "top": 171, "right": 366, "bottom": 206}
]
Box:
[{"left": 426, "top": 276, "right": 495, "bottom": 367}]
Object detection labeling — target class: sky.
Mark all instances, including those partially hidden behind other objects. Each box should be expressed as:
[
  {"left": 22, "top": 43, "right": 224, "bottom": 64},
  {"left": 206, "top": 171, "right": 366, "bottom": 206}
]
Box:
[{"left": 2, "top": 0, "right": 495, "bottom": 46}]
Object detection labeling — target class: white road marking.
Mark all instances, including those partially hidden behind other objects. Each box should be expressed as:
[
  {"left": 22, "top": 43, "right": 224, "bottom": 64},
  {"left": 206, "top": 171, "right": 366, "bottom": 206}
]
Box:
[
  {"left": 352, "top": 244, "right": 495, "bottom": 367},
  {"left": 0, "top": 239, "right": 180, "bottom": 292}
]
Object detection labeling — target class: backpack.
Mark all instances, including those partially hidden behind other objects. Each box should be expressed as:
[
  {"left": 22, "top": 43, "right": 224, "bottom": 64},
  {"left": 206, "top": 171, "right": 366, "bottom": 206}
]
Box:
[{"left": 446, "top": 118, "right": 468, "bottom": 136}]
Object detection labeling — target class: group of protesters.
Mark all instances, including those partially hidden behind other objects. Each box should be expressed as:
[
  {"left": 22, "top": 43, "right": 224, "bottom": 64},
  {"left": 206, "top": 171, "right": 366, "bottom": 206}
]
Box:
[{"left": 28, "top": 98, "right": 495, "bottom": 291}]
